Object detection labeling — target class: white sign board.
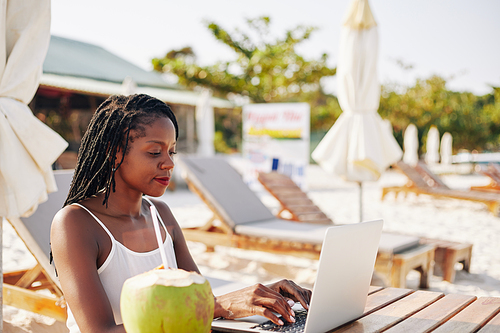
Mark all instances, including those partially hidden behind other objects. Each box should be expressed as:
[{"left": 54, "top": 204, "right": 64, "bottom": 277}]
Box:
[{"left": 242, "top": 103, "right": 310, "bottom": 189}]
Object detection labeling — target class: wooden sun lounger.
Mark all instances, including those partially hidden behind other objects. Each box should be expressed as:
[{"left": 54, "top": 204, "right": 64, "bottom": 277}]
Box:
[
  {"left": 471, "top": 163, "right": 500, "bottom": 193},
  {"left": 381, "top": 161, "right": 479, "bottom": 282},
  {"left": 259, "top": 169, "right": 473, "bottom": 284},
  {"left": 177, "top": 156, "right": 437, "bottom": 288},
  {"left": 177, "top": 156, "right": 328, "bottom": 260},
  {"left": 419, "top": 237, "right": 473, "bottom": 283},
  {"left": 3, "top": 170, "right": 73, "bottom": 322},
  {"left": 257, "top": 172, "right": 333, "bottom": 224},
  {"left": 382, "top": 161, "right": 500, "bottom": 216}
]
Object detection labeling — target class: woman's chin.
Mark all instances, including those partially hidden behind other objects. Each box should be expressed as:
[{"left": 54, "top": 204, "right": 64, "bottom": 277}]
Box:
[{"left": 145, "top": 188, "right": 167, "bottom": 198}]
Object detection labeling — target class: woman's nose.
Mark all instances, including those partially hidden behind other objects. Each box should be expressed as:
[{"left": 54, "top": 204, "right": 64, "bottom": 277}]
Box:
[{"left": 160, "top": 155, "right": 175, "bottom": 170}]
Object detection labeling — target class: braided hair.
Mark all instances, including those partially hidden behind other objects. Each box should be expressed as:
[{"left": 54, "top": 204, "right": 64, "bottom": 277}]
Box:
[{"left": 64, "top": 94, "right": 178, "bottom": 207}]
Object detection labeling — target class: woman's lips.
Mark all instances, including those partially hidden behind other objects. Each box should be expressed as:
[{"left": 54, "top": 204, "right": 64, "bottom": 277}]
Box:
[{"left": 154, "top": 177, "right": 170, "bottom": 186}]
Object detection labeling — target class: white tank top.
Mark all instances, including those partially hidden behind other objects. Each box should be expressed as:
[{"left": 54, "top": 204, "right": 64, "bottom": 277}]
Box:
[{"left": 65, "top": 198, "right": 178, "bottom": 333}]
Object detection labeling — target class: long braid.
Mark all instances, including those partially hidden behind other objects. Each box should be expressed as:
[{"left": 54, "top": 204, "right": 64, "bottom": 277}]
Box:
[{"left": 64, "top": 94, "right": 178, "bottom": 207}]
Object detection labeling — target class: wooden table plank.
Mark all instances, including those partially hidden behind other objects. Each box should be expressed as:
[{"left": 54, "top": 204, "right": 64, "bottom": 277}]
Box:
[
  {"left": 384, "top": 294, "right": 476, "bottom": 333},
  {"left": 368, "top": 286, "right": 384, "bottom": 295},
  {"left": 433, "top": 297, "right": 500, "bottom": 333},
  {"left": 477, "top": 309, "right": 500, "bottom": 333},
  {"left": 363, "top": 288, "right": 414, "bottom": 316},
  {"left": 332, "top": 290, "right": 443, "bottom": 332}
]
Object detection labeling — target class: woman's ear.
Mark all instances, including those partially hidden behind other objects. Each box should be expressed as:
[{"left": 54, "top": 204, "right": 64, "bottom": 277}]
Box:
[{"left": 114, "top": 146, "right": 123, "bottom": 170}]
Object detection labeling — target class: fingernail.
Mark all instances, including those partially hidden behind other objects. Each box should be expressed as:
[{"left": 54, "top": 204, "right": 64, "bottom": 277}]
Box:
[
  {"left": 289, "top": 315, "right": 296, "bottom": 323},
  {"left": 278, "top": 319, "right": 284, "bottom": 325},
  {"left": 287, "top": 300, "right": 295, "bottom": 307}
]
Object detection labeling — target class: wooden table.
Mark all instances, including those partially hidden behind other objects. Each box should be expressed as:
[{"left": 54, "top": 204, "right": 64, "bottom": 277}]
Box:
[
  {"left": 331, "top": 286, "right": 500, "bottom": 332},
  {"left": 212, "top": 286, "right": 500, "bottom": 333}
]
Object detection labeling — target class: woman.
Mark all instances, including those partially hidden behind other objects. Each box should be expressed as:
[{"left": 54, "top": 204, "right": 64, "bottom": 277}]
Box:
[{"left": 50, "top": 94, "right": 311, "bottom": 332}]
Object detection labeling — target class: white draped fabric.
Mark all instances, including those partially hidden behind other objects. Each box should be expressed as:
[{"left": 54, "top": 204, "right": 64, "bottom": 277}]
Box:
[
  {"left": 0, "top": 0, "right": 68, "bottom": 219},
  {"left": 312, "top": 0, "right": 402, "bottom": 182}
]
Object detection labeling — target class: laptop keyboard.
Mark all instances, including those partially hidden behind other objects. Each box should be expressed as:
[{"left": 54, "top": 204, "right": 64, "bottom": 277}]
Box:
[{"left": 253, "top": 310, "right": 308, "bottom": 332}]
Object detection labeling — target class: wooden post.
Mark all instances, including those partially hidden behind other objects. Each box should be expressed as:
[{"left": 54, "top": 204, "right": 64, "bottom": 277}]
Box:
[
  {"left": 1, "top": 217, "right": 4, "bottom": 331},
  {"left": 187, "top": 106, "right": 195, "bottom": 153}
]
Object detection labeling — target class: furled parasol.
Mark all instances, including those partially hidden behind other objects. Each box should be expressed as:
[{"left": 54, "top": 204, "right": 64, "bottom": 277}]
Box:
[
  {"left": 196, "top": 88, "right": 215, "bottom": 156},
  {"left": 312, "top": 0, "right": 402, "bottom": 221}
]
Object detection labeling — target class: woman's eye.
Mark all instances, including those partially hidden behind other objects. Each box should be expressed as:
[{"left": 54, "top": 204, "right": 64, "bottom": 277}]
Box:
[
  {"left": 169, "top": 151, "right": 177, "bottom": 156},
  {"left": 149, "top": 152, "right": 161, "bottom": 156}
]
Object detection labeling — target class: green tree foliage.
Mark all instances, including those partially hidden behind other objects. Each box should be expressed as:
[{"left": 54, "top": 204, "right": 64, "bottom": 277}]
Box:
[
  {"left": 153, "top": 17, "right": 336, "bottom": 103},
  {"left": 379, "top": 76, "right": 500, "bottom": 154},
  {"left": 152, "top": 17, "right": 339, "bottom": 151}
]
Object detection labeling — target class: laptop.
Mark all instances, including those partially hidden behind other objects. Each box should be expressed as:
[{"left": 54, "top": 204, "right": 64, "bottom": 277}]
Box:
[{"left": 211, "top": 219, "right": 384, "bottom": 333}]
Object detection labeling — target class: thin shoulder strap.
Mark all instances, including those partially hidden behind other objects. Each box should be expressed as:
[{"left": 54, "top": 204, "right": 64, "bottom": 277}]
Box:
[
  {"left": 73, "top": 203, "right": 116, "bottom": 241},
  {"left": 143, "top": 197, "right": 177, "bottom": 269},
  {"left": 143, "top": 197, "right": 168, "bottom": 232}
]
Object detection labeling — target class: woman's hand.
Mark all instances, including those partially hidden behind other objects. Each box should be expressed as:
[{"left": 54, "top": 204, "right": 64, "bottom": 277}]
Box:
[
  {"left": 266, "top": 279, "right": 311, "bottom": 311},
  {"left": 214, "top": 280, "right": 312, "bottom": 326}
]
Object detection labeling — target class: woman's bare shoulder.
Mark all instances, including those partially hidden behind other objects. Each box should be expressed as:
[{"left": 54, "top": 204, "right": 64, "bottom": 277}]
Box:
[
  {"left": 50, "top": 202, "right": 101, "bottom": 250},
  {"left": 52, "top": 203, "right": 92, "bottom": 230}
]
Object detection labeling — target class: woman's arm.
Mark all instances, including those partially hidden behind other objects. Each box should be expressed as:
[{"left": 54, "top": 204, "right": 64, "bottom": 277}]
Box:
[
  {"left": 151, "top": 199, "right": 312, "bottom": 326},
  {"left": 50, "top": 206, "right": 125, "bottom": 333}
]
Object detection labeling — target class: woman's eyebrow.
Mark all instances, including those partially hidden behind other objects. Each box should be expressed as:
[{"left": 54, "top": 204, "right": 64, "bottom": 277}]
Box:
[
  {"left": 146, "top": 140, "right": 176, "bottom": 147},
  {"left": 146, "top": 140, "right": 166, "bottom": 145}
]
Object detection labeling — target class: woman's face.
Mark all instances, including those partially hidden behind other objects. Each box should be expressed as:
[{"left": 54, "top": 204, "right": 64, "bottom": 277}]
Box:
[{"left": 114, "top": 116, "right": 177, "bottom": 197}]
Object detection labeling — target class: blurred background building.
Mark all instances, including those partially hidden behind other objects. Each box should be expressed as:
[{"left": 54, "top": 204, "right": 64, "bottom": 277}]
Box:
[{"left": 31, "top": 36, "right": 234, "bottom": 169}]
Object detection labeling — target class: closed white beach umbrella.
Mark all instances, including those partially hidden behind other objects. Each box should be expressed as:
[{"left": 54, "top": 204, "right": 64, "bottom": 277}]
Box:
[
  {"left": 425, "top": 125, "right": 440, "bottom": 164},
  {"left": 0, "top": 0, "right": 68, "bottom": 321},
  {"left": 196, "top": 88, "right": 215, "bottom": 156},
  {"left": 403, "top": 123, "right": 419, "bottom": 167},
  {"left": 312, "top": 0, "right": 402, "bottom": 221},
  {"left": 440, "top": 132, "right": 453, "bottom": 165}
]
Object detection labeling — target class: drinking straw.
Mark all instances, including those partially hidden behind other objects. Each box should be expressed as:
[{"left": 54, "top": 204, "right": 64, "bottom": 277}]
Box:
[{"left": 150, "top": 205, "right": 169, "bottom": 269}]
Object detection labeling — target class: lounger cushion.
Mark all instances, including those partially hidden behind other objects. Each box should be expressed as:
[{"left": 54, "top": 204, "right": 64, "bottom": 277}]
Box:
[
  {"left": 235, "top": 219, "right": 330, "bottom": 244},
  {"left": 378, "top": 233, "right": 420, "bottom": 254},
  {"left": 236, "top": 220, "right": 420, "bottom": 254}
]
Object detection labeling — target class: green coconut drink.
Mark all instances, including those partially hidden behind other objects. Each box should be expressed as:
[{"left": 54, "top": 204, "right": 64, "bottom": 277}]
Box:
[{"left": 120, "top": 269, "right": 214, "bottom": 333}]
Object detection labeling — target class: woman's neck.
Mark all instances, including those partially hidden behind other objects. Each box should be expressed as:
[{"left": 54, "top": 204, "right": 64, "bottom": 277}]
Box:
[{"left": 87, "top": 190, "right": 144, "bottom": 219}]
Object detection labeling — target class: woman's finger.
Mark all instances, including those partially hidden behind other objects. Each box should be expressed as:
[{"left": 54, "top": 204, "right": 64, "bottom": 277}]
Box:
[
  {"left": 258, "top": 308, "right": 285, "bottom": 326},
  {"left": 288, "top": 280, "right": 312, "bottom": 309},
  {"left": 269, "top": 280, "right": 312, "bottom": 310},
  {"left": 253, "top": 285, "right": 295, "bottom": 322}
]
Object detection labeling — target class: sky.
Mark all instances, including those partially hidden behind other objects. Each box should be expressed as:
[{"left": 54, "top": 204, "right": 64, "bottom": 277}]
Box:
[{"left": 50, "top": 0, "right": 500, "bottom": 96}]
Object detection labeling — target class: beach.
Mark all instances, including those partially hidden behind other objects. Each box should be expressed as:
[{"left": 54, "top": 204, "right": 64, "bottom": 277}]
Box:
[{"left": 3, "top": 163, "right": 500, "bottom": 332}]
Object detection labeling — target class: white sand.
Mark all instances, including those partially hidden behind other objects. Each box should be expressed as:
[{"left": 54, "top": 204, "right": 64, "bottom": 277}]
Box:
[{"left": 3, "top": 163, "right": 500, "bottom": 331}]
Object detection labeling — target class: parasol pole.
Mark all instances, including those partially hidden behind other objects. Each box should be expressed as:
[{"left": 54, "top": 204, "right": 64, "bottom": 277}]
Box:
[{"left": 358, "top": 182, "right": 363, "bottom": 222}]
